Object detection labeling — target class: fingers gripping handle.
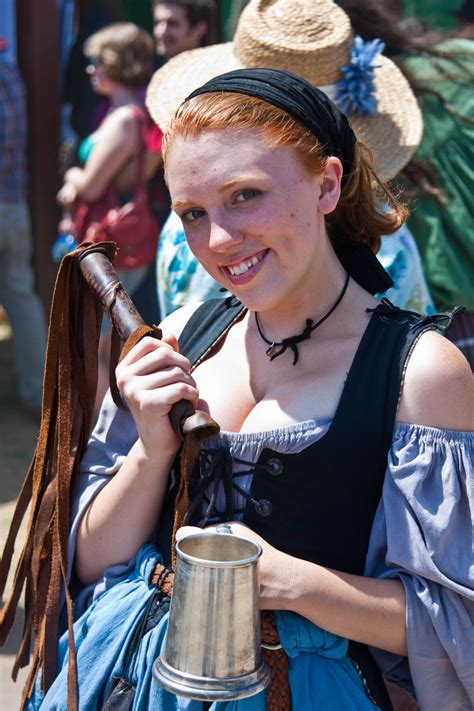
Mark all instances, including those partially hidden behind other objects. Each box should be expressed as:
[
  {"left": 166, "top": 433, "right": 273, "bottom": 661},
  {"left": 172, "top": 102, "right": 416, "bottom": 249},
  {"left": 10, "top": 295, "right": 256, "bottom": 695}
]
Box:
[{"left": 77, "top": 243, "right": 220, "bottom": 440}]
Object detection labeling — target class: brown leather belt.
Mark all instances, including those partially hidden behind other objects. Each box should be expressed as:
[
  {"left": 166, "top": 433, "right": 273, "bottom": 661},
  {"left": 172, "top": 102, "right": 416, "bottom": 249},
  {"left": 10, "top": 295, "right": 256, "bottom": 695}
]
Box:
[{"left": 151, "top": 563, "right": 291, "bottom": 710}]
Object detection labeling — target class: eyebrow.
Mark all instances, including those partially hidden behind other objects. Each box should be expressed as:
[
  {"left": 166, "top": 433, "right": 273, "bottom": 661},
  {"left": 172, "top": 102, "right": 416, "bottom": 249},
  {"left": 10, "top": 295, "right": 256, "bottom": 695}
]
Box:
[
  {"left": 171, "top": 199, "right": 192, "bottom": 211},
  {"left": 217, "top": 177, "right": 257, "bottom": 194},
  {"left": 171, "top": 175, "right": 264, "bottom": 210}
]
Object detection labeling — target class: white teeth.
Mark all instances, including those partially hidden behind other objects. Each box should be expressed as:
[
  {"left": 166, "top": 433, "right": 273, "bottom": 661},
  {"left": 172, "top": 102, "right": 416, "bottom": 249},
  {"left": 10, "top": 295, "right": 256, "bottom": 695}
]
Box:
[{"left": 228, "top": 255, "right": 259, "bottom": 276}]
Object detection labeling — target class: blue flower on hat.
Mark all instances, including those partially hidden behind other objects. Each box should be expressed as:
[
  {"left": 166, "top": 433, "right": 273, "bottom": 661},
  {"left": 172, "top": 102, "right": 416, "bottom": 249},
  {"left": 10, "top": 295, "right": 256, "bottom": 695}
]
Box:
[{"left": 335, "top": 36, "right": 385, "bottom": 117}]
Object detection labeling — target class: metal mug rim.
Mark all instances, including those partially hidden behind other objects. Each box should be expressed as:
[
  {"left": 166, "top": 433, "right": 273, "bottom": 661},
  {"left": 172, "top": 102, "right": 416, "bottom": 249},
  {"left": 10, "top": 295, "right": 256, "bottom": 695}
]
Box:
[{"left": 176, "top": 531, "right": 262, "bottom": 568}]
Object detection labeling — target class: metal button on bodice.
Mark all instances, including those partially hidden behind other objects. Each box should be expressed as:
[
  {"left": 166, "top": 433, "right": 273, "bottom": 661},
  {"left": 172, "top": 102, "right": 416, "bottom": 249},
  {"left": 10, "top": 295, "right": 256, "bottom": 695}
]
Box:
[
  {"left": 266, "top": 457, "right": 284, "bottom": 476},
  {"left": 255, "top": 499, "right": 272, "bottom": 516}
]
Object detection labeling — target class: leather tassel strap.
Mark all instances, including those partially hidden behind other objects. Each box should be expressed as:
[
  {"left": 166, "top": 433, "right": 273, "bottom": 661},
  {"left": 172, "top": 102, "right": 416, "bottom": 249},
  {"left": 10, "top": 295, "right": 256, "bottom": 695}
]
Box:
[{"left": 0, "top": 242, "right": 104, "bottom": 710}]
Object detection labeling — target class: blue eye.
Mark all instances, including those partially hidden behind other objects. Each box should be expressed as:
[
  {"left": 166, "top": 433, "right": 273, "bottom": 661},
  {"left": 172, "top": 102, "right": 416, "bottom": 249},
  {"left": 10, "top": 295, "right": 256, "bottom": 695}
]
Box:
[
  {"left": 182, "top": 208, "right": 205, "bottom": 223},
  {"left": 235, "top": 189, "right": 258, "bottom": 203}
]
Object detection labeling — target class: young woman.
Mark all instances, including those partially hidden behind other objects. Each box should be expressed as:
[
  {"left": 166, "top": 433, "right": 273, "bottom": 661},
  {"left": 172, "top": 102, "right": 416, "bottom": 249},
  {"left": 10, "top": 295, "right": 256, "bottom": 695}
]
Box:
[{"left": 30, "top": 69, "right": 473, "bottom": 711}]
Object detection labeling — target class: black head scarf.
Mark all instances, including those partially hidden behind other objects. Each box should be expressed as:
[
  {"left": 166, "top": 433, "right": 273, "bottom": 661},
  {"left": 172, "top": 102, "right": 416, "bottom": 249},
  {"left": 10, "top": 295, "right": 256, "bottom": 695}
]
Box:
[
  {"left": 185, "top": 68, "right": 393, "bottom": 295},
  {"left": 187, "top": 67, "right": 356, "bottom": 179}
]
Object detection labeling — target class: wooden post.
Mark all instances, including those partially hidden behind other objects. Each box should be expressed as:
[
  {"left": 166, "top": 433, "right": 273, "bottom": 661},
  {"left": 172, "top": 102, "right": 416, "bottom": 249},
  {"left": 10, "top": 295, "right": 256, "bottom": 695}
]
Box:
[{"left": 16, "top": 0, "right": 61, "bottom": 310}]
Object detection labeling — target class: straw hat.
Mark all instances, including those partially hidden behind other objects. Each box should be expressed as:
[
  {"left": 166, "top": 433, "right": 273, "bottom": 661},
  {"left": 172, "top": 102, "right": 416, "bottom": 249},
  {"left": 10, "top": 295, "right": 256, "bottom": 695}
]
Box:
[{"left": 146, "top": 0, "right": 422, "bottom": 182}]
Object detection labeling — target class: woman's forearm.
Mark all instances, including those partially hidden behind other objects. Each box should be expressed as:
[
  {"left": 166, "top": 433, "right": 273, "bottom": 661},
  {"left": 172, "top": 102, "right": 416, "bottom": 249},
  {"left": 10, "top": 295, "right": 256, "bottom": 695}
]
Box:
[
  {"left": 280, "top": 554, "right": 407, "bottom": 655},
  {"left": 75, "top": 439, "right": 176, "bottom": 585},
  {"left": 63, "top": 167, "right": 102, "bottom": 202}
]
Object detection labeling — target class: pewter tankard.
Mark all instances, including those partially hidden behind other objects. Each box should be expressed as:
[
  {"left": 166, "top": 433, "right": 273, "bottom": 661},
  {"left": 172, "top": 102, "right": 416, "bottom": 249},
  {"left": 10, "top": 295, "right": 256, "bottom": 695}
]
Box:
[{"left": 153, "top": 529, "right": 270, "bottom": 700}]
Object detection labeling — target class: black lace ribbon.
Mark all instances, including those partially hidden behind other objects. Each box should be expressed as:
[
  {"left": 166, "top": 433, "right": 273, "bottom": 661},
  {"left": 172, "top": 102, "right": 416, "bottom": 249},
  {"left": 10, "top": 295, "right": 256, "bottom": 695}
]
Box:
[
  {"left": 255, "top": 272, "right": 350, "bottom": 365},
  {"left": 185, "top": 448, "right": 265, "bottom": 527},
  {"left": 259, "top": 319, "right": 316, "bottom": 364}
]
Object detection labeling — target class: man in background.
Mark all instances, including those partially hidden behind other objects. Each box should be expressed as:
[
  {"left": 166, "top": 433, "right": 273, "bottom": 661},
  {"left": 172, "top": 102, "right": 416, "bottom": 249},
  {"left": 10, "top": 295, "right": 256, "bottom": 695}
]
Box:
[{"left": 152, "top": 0, "right": 217, "bottom": 61}]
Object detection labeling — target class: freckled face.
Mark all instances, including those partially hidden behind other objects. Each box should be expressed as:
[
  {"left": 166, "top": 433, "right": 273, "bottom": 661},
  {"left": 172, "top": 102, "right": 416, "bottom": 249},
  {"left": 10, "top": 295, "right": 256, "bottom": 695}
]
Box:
[{"left": 166, "top": 129, "right": 326, "bottom": 312}]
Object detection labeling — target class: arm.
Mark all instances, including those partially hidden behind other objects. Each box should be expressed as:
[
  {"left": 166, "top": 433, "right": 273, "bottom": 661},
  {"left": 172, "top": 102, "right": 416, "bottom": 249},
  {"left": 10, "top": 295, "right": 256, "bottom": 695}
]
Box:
[
  {"left": 178, "top": 522, "right": 408, "bottom": 655},
  {"left": 145, "top": 123, "right": 163, "bottom": 181},
  {"left": 75, "top": 305, "right": 201, "bottom": 585},
  {"left": 272, "top": 553, "right": 408, "bottom": 656},
  {"left": 395, "top": 329, "right": 474, "bottom": 430},
  {"left": 58, "top": 107, "right": 139, "bottom": 205}
]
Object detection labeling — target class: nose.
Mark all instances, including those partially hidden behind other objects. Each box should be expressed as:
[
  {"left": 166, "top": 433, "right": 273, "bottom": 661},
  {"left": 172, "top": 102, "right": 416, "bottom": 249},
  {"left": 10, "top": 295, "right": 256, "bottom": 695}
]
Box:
[
  {"left": 208, "top": 218, "right": 243, "bottom": 252},
  {"left": 155, "top": 21, "right": 167, "bottom": 40}
]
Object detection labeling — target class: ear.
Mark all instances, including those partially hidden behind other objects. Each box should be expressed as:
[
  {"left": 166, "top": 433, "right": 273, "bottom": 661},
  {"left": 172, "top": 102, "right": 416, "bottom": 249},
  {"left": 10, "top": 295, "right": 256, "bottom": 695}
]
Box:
[
  {"left": 317, "top": 157, "right": 342, "bottom": 215},
  {"left": 190, "top": 20, "right": 208, "bottom": 45}
]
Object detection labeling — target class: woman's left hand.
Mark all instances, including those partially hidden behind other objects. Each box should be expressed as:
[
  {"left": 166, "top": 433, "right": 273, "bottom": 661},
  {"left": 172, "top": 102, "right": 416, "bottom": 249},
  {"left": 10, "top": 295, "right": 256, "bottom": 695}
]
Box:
[{"left": 176, "top": 522, "right": 292, "bottom": 610}]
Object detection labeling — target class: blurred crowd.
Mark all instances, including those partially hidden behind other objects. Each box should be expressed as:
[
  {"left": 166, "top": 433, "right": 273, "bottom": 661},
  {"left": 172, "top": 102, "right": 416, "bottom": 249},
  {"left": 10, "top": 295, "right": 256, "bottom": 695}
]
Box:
[{"left": 0, "top": 0, "right": 473, "bottom": 419}]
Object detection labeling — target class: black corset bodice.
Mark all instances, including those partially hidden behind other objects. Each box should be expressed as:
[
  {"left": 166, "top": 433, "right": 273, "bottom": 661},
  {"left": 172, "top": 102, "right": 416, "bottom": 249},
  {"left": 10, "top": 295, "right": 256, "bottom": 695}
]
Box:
[
  {"left": 153, "top": 296, "right": 443, "bottom": 711},
  {"left": 156, "top": 296, "right": 442, "bottom": 568}
]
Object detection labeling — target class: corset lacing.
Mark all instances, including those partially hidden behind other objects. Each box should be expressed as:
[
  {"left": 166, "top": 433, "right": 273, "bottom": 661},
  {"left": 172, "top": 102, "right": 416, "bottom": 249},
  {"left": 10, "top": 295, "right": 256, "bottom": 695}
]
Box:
[{"left": 184, "top": 447, "right": 270, "bottom": 527}]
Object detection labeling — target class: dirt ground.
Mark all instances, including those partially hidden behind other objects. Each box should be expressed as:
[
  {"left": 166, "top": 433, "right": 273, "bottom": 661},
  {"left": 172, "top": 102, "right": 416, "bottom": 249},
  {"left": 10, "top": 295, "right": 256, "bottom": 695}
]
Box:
[{"left": 0, "top": 334, "right": 38, "bottom": 708}]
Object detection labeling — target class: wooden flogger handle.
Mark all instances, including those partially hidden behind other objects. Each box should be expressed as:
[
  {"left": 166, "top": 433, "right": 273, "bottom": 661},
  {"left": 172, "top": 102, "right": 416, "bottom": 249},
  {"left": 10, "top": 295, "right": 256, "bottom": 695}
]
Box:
[{"left": 78, "top": 243, "right": 220, "bottom": 440}]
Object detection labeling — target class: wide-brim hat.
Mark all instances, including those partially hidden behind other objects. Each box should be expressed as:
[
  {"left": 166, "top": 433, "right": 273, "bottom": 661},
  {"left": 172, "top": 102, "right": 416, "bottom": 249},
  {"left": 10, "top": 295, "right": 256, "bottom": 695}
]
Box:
[{"left": 146, "top": 0, "right": 422, "bottom": 182}]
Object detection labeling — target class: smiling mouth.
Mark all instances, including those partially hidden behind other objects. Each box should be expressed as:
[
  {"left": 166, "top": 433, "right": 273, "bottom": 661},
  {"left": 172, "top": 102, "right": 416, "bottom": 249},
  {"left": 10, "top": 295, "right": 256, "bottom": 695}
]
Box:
[{"left": 225, "top": 252, "right": 266, "bottom": 277}]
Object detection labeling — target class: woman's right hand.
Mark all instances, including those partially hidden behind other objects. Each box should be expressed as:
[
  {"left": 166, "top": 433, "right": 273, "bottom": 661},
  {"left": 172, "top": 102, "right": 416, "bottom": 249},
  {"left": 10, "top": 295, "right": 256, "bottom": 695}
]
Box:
[{"left": 115, "top": 334, "right": 199, "bottom": 460}]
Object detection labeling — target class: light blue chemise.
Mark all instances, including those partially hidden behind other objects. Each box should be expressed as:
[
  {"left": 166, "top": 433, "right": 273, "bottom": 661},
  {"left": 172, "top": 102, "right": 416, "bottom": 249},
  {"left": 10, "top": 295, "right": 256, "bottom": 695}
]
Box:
[{"left": 29, "top": 392, "right": 473, "bottom": 710}]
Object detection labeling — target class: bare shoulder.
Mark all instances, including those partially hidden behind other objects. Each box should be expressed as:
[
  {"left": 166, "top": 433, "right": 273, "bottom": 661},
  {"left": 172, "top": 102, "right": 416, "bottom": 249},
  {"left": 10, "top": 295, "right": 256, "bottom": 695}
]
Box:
[
  {"left": 100, "top": 106, "right": 140, "bottom": 140},
  {"left": 397, "top": 329, "right": 474, "bottom": 430},
  {"left": 160, "top": 302, "right": 203, "bottom": 343}
]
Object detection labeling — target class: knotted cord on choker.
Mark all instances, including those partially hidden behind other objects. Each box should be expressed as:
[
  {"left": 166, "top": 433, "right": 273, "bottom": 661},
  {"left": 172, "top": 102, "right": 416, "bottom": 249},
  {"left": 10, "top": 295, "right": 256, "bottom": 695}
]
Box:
[{"left": 254, "top": 272, "right": 350, "bottom": 365}]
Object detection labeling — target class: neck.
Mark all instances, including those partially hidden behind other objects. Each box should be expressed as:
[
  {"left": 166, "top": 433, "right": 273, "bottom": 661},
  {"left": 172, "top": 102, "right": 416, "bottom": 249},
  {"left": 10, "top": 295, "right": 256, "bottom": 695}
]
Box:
[
  {"left": 109, "top": 85, "right": 140, "bottom": 108},
  {"left": 252, "top": 239, "right": 348, "bottom": 344}
]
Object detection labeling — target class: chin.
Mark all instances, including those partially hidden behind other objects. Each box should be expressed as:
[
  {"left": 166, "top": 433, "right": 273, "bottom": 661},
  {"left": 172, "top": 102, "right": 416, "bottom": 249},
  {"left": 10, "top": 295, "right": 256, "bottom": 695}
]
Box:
[
  {"left": 229, "top": 287, "right": 284, "bottom": 314},
  {"left": 91, "top": 82, "right": 105, "bottom": 95},
  {"left": 164, "top": 48, "right": 180, "bottom": 60}
]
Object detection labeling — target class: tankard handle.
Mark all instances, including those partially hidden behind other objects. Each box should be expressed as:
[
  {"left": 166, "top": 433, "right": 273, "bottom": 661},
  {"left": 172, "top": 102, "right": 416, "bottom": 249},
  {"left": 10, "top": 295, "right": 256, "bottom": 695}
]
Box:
[{"left": 215, "top": 524, "right": 233, "bottom": 535}]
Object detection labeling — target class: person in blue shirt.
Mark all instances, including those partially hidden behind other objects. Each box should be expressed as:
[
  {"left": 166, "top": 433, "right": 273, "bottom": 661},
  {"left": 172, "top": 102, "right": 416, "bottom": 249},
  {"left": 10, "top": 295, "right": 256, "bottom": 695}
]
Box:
[{"left": 0, "top": 58, "right": 47, "bottom": 418}]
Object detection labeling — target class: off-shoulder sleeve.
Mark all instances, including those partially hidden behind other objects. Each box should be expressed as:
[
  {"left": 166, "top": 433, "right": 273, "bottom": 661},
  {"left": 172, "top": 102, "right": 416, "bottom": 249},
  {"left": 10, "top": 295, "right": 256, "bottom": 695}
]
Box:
[{"left": 365, "top": 423, "right": 473, "bottom": 709}]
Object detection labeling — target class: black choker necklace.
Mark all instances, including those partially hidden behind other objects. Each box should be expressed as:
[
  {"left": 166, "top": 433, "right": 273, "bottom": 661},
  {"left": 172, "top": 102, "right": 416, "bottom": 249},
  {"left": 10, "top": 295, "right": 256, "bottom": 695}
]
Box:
[{"left": 254, "top": 273, "right": 350, "bottom": 365}]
